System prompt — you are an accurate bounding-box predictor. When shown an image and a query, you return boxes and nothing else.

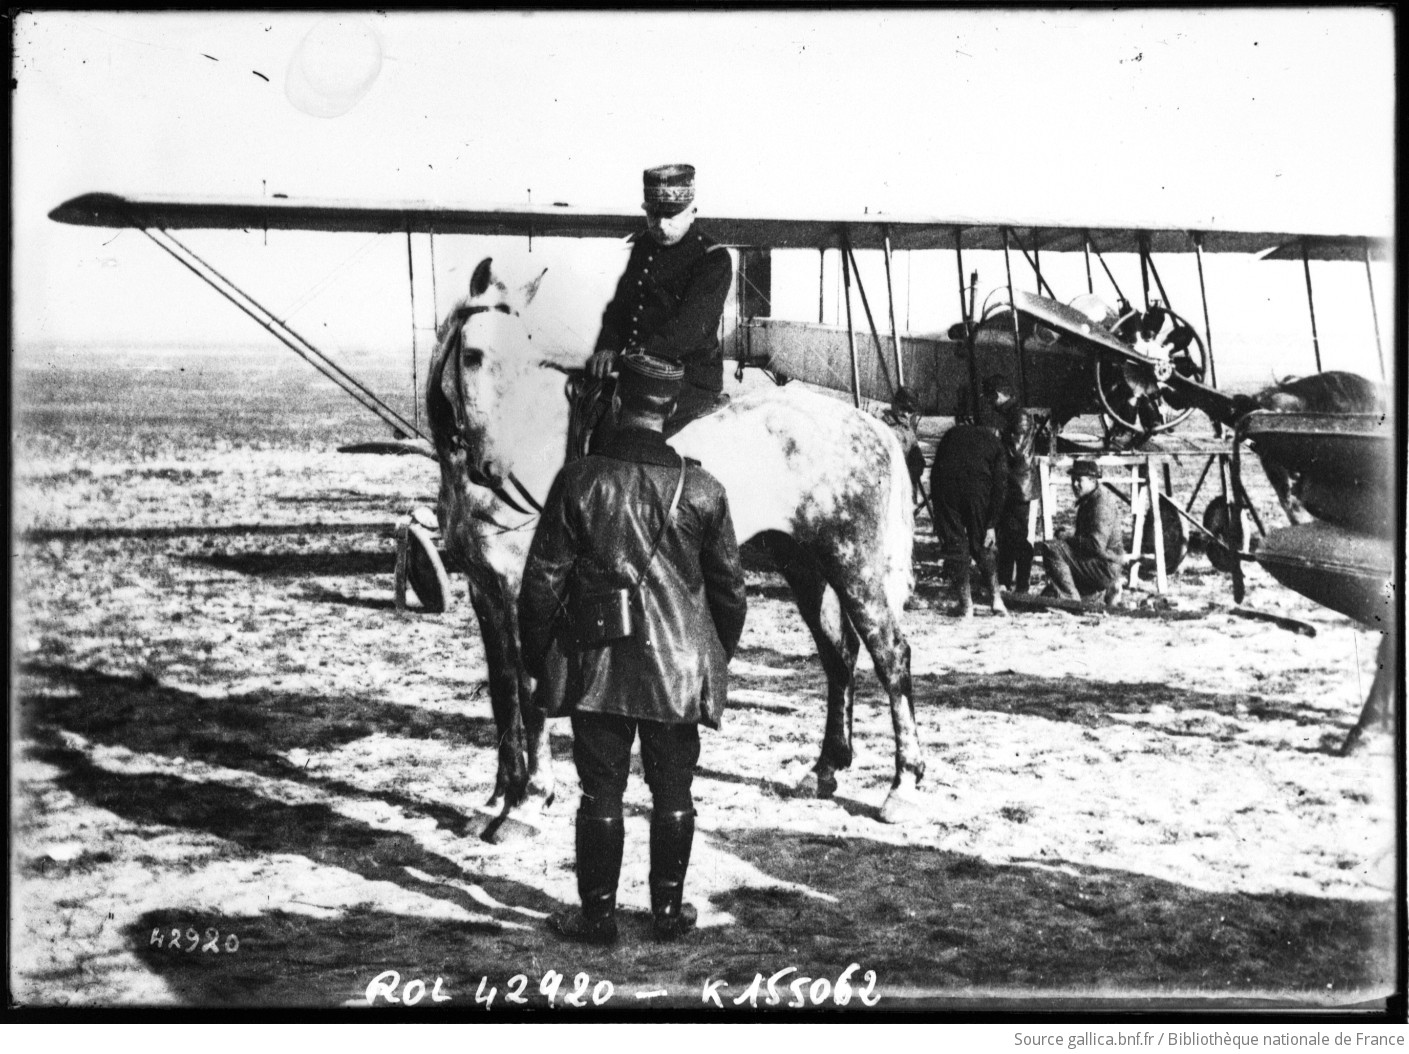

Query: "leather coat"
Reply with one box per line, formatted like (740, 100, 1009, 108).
(996, 400, 1039, 503)
(519, 428, 747, 728)
(594, 229, 734, 393)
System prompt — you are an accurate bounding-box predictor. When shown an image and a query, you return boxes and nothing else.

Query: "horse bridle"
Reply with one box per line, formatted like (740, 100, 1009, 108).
(444, 303, 544, 517)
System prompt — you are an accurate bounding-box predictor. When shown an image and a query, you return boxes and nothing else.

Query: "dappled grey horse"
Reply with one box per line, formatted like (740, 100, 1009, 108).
(426, 258, 922, 839)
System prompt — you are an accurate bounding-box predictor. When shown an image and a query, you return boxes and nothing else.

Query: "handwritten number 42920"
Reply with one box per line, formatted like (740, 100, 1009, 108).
(149, 927, 240, 953)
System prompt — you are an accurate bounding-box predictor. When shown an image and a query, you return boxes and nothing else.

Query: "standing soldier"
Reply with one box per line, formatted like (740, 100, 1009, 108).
(519, 352, 748, 946)
(929, 418, 1009, 618)
(586, 164, 735, 431)
(1040, 459, 1125, 605)
(984, 373, 1038, 593)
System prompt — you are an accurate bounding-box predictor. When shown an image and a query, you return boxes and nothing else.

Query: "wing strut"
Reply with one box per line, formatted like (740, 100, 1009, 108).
(1300, 239, 1324, 373)
(141, 227, 429, 442)
(1364, 246, 1385, 378)
(842, 243, 896, 399)
(881, 229, 905, 388)
(840, 236, 862, 408)
(1192, 234, 1222, 426)
(405, 230, 421, 434)
(1001, 228, 1030, 407)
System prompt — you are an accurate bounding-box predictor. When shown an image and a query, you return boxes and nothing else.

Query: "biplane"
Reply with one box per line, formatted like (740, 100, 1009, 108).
(47, 191, 1394, 643)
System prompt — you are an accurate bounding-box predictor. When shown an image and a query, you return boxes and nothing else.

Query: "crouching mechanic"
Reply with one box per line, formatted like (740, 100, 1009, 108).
(519, 352, 748, 945)
(1039, 458, 1125, 605)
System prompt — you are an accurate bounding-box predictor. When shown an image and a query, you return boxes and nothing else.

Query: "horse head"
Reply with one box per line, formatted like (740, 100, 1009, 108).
(427, 257, 548, 491)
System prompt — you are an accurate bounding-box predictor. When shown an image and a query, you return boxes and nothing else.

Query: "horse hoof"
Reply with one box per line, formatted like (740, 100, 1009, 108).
(879, 785, 926, 825)
(795, 771, 838, 800)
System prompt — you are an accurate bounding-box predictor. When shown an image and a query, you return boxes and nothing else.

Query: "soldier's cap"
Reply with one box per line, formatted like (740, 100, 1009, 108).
(617, 351, 683, 413)
(1069, 459, 1102, 480)
(983, 373, 1015, 399)
(643, 163, 695, 217)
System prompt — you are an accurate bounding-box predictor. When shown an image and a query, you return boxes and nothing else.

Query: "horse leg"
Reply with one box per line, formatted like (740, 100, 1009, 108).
(1341, 632, 1396, 756)
(465, 572, 554, 840)
(832, 577, 924, 824)
(759, 532, 858, 799)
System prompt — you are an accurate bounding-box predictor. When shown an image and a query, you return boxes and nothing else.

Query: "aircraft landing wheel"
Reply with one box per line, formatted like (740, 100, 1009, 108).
(1201, 496, 1244, 574)
(1141, 510, 1188, 575)
(395, 522, 454, 614)
(1094, 306, 1208, 445)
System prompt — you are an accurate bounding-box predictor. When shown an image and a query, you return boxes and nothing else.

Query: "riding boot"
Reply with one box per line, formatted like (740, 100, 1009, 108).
(946, 557, 973, 618)
(649, 809, 697, 941)
(549, 810, 623, 946)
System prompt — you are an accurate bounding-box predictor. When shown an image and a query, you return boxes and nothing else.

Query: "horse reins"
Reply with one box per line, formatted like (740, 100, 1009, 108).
(446, 303, 544, 518)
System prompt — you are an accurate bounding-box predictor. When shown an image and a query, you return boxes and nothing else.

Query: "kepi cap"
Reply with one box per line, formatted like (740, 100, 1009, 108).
(1070, 458, 1102, 480)
(617, 351, 684, 414)
(643, 163, 696, 216)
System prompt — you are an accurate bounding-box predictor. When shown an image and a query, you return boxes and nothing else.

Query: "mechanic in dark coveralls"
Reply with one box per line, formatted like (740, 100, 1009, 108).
(929, 417, 1009, 618)
(1039, 459, 1125, 605)
(519, 352, 748, 946)
(586, 164, 734, 432)
(985, 373, 1039, 593)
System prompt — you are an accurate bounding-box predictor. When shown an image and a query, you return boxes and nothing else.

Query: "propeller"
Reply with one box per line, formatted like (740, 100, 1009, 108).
(1094, 304, 1208, 445)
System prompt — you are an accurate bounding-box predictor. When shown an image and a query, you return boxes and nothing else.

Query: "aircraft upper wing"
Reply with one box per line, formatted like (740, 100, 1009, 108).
(49, 191, 1388, 260)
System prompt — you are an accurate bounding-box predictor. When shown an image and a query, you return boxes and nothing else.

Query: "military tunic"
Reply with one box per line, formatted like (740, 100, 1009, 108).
(594, 230, 734, 395)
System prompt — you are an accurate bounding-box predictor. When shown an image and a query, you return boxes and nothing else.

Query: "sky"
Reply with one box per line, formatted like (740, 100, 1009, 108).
(11, 9, 1397, 388)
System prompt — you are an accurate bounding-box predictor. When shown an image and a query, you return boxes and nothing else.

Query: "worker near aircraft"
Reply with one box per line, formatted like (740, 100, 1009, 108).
(984, 373, 1038, 594)
(586, 164, 734, 431)
(519, 352, 748, 946)
(929, 417, 1009, 618)
(876, 385, 927, 499)
(1039, 459, 1125, 605)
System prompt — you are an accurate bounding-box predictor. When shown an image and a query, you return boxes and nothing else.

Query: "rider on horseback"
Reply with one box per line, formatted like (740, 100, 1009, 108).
(585, 164, 733, 438)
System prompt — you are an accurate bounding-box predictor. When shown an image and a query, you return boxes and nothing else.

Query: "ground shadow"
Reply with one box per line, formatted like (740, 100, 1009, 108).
(21, 522, 379, 544)
(23, 733, 563, 930)
(18, 661, 498, 836)
(728, 646, 1356, 753)
(700, 827, 1397, 1001)
(297, 583, 401, 610)
(185, 550, 395, 579)
(100, 827, 1397, 1011)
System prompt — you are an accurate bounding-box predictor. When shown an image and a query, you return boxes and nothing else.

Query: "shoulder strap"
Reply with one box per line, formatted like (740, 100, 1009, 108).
(629, 459, 687, 599)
